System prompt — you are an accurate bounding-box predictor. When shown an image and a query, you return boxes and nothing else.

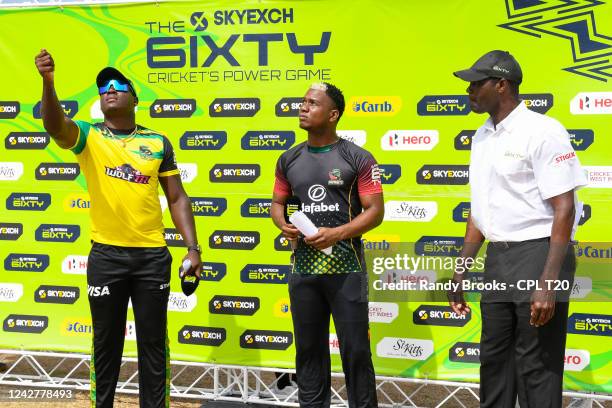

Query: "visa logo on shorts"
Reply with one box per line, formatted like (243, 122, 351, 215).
(347, 96, 402, 117)
(180, 131, 227, 150)
(0, 223, 23, 240)
(209, 230, 260, 250)
(5, 132, 50, 149)
(0, 101, 20, 119)
(454, 130, 475, 151)
(416, 236, 464, 257)
(150, 99, 196, 118)
(209, 295, 260, 315)
(209, 98, 260, 117)
(34, 100, 78, 118)
(240, 199, 272, 218)
(87, 285, 110, 297)
(6, 193, 51, 211)
(4, 254, 49, 272)
(210, 164, 260, 183)
(449, 342, 480, 363)
(521, 93, 553, 114)
(191, 197, 227, 216)
(240, 329, 293, 350)
(178, 325, 226, 346)
(35, 224, 80, 243)
(417, 95, 469, 116)
(241, 131, 295, 150)
(35, 285, 80, 304)
(3, 314, 48, 333)
(200, 262, 227, 281)
(568, 129, 594, 151)
(453, 202, 471, 222)
(567, 313, 612, 336)
(240, 264, 290, 284)
(275, 97, 302, 117)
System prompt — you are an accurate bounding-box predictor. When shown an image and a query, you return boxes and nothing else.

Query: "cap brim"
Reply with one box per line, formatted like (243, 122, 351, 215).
(453, 69, 489, 82)
(96, 67, 130, 88)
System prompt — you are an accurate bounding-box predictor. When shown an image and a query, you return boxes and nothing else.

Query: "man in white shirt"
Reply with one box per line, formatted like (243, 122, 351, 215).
(449, 50, 587, 408)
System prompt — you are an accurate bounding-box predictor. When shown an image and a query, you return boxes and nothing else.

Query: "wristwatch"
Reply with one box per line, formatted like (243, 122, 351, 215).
(187, 244, 201, 254)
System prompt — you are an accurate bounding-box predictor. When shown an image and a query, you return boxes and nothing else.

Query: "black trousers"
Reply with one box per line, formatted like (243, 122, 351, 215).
(87, 242, 172, 408)
(479, 240, 575, 408)
(288, 272, 377, 408)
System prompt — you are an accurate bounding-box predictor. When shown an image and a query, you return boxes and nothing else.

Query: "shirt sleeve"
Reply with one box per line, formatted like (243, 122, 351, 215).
(273, 155, 292, 196)
(159, 136, 180, 177)
(70, 120, 91, 154)
(531, 125, 588, 200)
(357, 151, 383, 195)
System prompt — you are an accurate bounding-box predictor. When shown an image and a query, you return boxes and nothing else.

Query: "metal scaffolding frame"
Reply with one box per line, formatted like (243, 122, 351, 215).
(0, 350, 610, 407)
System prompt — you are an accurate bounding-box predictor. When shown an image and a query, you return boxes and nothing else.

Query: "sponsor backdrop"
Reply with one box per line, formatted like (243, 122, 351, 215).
(0, 0, 610, 393)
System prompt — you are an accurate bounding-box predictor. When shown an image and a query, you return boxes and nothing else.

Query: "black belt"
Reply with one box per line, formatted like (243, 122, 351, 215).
(489, 237, 549, 249)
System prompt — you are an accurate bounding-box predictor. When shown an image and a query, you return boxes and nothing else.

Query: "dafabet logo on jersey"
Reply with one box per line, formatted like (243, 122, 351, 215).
(150, 99, 196, 118)
(209, 295, 260, 315)
(6, 193, 51, 211)
(209, 230, 260, 250)
(275, 97, 302, 117)
(178, 326, 226, 346)
(180, 131, 227, 150)
(240, 330, 293, 350)
(3, 314, 48, 333)
(35, 163, 80, 181)
(347, 96, 402, 117)
(413, 305, 470, 327)
(5, 132, 49, 149)
(209, 164, 260, 183)
(35, 285, 80, 304)
(209, 98, 260, 117)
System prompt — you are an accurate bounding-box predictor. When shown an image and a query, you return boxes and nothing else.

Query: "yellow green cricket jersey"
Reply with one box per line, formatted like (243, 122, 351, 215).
(69, 121, 179, 247)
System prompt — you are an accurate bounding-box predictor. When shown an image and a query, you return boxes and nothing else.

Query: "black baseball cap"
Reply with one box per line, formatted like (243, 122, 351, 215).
(453, 50, 522, 84)
(96, 67, 138, 97)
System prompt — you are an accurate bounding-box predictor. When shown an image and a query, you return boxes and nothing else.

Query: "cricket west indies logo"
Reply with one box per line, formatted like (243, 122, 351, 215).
(105, 164, 151, 184)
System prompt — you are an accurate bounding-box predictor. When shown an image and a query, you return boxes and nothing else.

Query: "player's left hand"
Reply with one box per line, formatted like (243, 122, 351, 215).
(304, 227, 343, 251)
(530, 287, 556, 327)
(182, 250, 202, 279)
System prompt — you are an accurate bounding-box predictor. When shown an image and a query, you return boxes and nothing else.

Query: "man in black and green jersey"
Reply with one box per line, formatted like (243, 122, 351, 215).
(271, 83, 384, 408)
(35, 49, 202, 408)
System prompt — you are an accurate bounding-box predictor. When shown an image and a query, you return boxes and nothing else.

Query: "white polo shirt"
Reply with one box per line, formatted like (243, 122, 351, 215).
(469, 101, 587, 242)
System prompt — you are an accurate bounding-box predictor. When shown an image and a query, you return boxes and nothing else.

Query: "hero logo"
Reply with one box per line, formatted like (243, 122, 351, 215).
(454, 130, 475, 151)
(35, 163, 80, 181)
(168, 292, 197, 312)
(0, 101, 20, 119)
(5, 132, 50, 149)
(125, 321, 136, 341)
(568, 129, 594, 151)
(35, 224, 80, 243)
(376, 337, 434, 360)
(240, 264, 290, 284)
(380, 270, 437, 290)
(275, 97, 302, 117)
(178, 325, 226, 346)
(449, 342, 480, 363)
(164, 228, 184, 247)
(209, 230, 260, 250)
(62, 255, 88, 275)
(368, 302, 399, 323)
(180, 131, 227, 150)
(210, 164, 260, 183)
(384, 201, 437, 222)
(378, 164, 401, 184)
(416, 236, 464, 257)
(584, 166, 612, 188)
(0, 283, 23, 302)
(0, 162, 24, 181)
(35, 285, 80, 304)
(417, 95, 469, 116)
(3, 314, 48, 333)
(33, 100, 78, 118)
(382, 130, 438, 151)
(6, 193, 51, 211)
(191, 197, 227, 216)
(570, 92, 612, 115)
(150, 99, 196, 118)
(241, 131, 295, 150)
(240, 198, 272, 218)
(178, 163, 198, 183)
(88, 285, 110, 297)
(413, 305, 470, 327)
(567, 313, 612, 336)
(209, 295, 260, 315)
(4, 254, 49, 272)
(200, 262, 227, 281)
(347, 96, 402, 117)
(417, 165, 469, 185)
(564, 349, 590, 371)
(329, 333, 340, 355)
(337, 130, 367, 147)
(210, 98, 261, 117)
(520, 93, 553, 114)
(240, 329, 293, 350)
(0, 223, 23, 240)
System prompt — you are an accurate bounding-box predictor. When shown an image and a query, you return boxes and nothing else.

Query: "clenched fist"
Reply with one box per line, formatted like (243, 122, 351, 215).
(35, 49, 54, 82)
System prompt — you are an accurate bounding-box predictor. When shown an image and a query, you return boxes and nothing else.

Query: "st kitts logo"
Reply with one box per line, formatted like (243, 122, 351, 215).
(35, 163, 80, 181)
(274, 233, 292, 251)
(453, 202, 471, 222)
(105, 163, 150, 184)
(180, 131, 227, 150)
(417, 95, 469, 115)
(521, 93, 553, 114)
(0, 223, 23, 240)
(241, 199, 272, 218)
(241, 131, 295, 150)
(416, 236, 464, 257)
(0, 283, 23, 302)
(568, 129, 594, 151)
(164, 228, 184, 247)
(567, 313, 612, 336)
(178, 325, 226, 346)
(417, 165, 469, 185)
(337, 130, 367, 147)
(35, 224, 80, 243)
(449, 342, 480, 363)
(4, 254, 49, 272)
(191, 197, 227, 216)
(413, 305, 470, 327)
(6, 193, 51, 211)
(178, 163, 198, 183)
(209, 230, 260, 250)
(454, 130, 475, 150)
(570, 92, 612, 115)
(209, 98, 260, 117)
(0, 101, 20, 119)
(3, 314, 48, 333)
(240, 330, 293, 350)
(240, 264, 290, 284)
(377, 165, 401, 184)
(210, 164, 260, 183)
(34, 100, 78, 118)
(200, 262, 227, 282)
(5, 132, 50, 149)
(209, 295, 260, 315)
(150, 99, 196, 118)
(275, 97, 302, 117)
(347, 96, 402, 117)
(0, 162, 24, 181)
(35, 285, 80, 304)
